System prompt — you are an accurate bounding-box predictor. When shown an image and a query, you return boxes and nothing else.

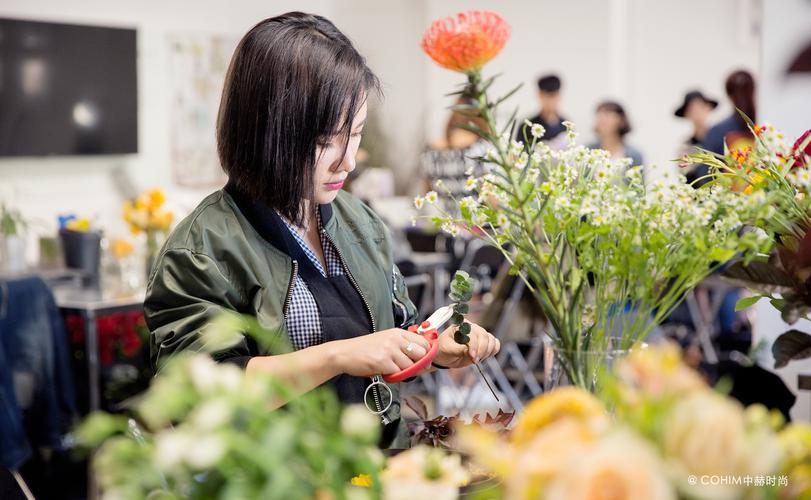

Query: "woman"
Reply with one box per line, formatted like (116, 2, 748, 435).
(673, 90, 718, 184)
(692, 70, 756, 187)
(588, 101, 643, 167)
(144, 12, 500, 448)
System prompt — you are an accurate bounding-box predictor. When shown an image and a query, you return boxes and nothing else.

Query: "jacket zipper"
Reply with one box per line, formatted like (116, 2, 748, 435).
(282, 260, 299, 322)
(321, 228, 376, 331)
(321, 228, 387, 417)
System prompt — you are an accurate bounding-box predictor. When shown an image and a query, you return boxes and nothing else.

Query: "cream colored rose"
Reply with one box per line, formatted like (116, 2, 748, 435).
(545, 429, 675, 500)
(616, 342, 705, 400)
(507, 417, 606, 499)
(663, 391, 781, 500)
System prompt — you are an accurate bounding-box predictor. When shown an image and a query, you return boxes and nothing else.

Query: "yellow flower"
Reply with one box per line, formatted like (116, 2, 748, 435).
(545, 429, 675, 500)
(350, 474, 372, 488)
(615, 342, 705, 400)
(778, 422, 811, 469)
(784, 463, 811, 500)
(110, 239, 135, 259)
(147, 189, 166, 210)
(743, 172, 766, 195)
(150, 210, 174, 232)
(511, 387, 605, 444)
(65, 218, 91, 232)
(507, 418, 605, 498)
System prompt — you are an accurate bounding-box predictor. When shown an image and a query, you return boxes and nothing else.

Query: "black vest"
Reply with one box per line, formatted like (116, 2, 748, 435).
(224, 183, 376, 404)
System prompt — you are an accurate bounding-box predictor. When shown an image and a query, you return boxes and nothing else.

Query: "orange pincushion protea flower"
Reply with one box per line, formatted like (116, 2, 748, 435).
(421, 10, 510, 73)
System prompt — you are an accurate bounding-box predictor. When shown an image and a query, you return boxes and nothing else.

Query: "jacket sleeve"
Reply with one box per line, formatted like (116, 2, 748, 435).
(144, 248, 252, 370)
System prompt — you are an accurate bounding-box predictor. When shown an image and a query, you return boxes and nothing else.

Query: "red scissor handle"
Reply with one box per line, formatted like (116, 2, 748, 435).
(382, 323, 440, 383)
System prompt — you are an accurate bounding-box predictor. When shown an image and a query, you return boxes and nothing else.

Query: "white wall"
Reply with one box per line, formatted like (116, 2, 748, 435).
(422, 0, 760, 179)
(755, 0, 811, 422)
(0, 0, 764, 247)
(0, 0, 335, 256)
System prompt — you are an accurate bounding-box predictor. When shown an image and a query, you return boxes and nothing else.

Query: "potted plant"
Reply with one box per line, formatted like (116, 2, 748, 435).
(0, 203, 28, 272)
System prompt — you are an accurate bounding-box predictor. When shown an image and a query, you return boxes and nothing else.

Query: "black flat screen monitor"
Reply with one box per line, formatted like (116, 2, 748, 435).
(0, 18, 137, 156)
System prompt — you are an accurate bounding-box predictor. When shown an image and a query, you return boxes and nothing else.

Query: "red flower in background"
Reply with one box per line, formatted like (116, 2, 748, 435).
(64, 310, 145, 367)
(792, 129, 811, 168)
(421, 10, 510, 73)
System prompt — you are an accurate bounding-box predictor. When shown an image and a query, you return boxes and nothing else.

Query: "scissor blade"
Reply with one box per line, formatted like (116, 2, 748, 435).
(421, 305, 454, 332)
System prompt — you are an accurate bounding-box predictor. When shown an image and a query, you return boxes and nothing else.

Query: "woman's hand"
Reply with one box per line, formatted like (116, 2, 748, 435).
(330, 328, 431, 377)
(433, 322, 500, 369)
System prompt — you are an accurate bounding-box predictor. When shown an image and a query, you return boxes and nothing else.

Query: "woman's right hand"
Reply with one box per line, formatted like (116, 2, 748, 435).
(330, 328, 431, 377)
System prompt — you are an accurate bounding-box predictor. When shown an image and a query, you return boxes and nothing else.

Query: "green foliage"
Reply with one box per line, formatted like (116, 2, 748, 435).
(448, 271, 476, 345)
(76, 312, 383, 500)
(0, 204, 26, 237)
(418, 69, 777, 389)
(773, 330, 811, 369)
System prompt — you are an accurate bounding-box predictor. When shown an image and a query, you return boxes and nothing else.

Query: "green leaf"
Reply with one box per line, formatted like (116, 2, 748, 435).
(454, 330, 470, 345)
(773, 330, 811, 368)
(769, 298, 786, 311)
(451, 312, 464, 325)
(708, 248, 736, 262)
(458, 322, 471, 336)
(454, 303, 469, 314)
(734, 295, 762, 311)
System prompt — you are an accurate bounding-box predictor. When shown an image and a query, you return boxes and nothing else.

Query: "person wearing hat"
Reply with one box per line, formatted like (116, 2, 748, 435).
(674, 90, 718, 184)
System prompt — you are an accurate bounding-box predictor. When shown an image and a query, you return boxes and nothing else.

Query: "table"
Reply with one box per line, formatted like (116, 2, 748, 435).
(53, 286, 145, 412)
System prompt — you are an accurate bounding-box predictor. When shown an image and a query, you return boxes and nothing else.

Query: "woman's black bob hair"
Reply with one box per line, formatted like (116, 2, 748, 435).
(595, 100, 632, 137)
(217, 11, 380, 226)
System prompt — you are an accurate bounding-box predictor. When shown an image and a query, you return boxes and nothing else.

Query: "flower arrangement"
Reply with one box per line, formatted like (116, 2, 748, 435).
(122, 189, 174, 259)
(77, 314, 385, 499)
(684, 123, 811, 368)
(418, 11, 775, 389)
(458, 343, 811, 499)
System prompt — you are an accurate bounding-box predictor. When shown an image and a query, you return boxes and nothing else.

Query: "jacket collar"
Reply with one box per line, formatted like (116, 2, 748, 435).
(224, 180, 334, 260)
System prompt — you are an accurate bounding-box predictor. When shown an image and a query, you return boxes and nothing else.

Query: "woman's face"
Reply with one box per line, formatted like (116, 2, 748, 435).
(595, 109, 622, 139)
(312, 100, 367, 205)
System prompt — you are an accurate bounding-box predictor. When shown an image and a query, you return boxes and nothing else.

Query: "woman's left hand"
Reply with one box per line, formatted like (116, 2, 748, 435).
(432, 322, 500, 369)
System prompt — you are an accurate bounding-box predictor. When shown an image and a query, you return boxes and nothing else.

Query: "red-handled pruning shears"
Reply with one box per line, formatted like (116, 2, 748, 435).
(382, 305, 454, 383)
(364, 306, 454, 421)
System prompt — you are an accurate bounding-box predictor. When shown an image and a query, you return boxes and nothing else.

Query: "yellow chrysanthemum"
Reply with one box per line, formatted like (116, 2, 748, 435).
(511, 387, 605, 444)
(350, 474, 372, 488)
(147, 189, 166, 210)
(150, 210, 174, 232)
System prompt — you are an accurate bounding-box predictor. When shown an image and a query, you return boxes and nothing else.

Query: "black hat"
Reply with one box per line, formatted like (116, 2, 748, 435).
(674, 90, 718, 118)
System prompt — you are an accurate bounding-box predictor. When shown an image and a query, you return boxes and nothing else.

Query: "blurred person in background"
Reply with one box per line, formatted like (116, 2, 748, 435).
(517, 74, 568, 149)
(687, 70, 756, 187)
(703, 69, 757, 156)
(589, 100, 644, 166)
(422, 97, 490, 214)
(674, 90, 719, 184)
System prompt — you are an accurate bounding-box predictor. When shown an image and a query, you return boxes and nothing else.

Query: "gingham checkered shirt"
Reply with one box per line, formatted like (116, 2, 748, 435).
(279, 211, 345, 350)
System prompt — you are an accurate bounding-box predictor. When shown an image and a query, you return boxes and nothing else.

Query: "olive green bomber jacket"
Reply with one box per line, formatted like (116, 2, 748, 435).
(143, 188, 418, 443)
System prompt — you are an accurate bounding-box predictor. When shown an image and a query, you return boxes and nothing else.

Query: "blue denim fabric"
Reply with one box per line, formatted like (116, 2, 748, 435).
(0, 277, 77, 469)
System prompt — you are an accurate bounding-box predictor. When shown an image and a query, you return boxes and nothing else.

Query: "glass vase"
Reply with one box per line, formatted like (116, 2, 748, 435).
(542, 337, 635, 393)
